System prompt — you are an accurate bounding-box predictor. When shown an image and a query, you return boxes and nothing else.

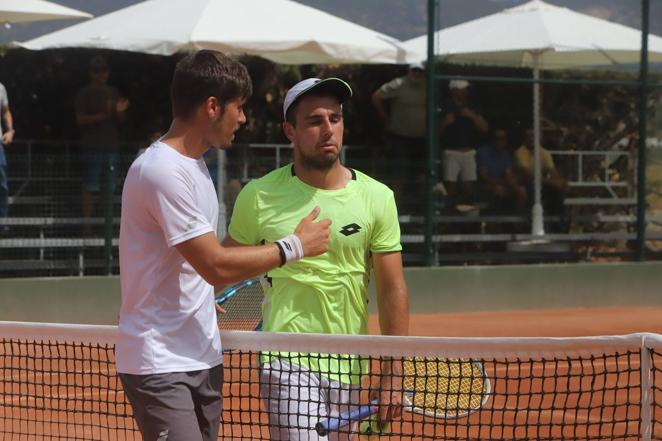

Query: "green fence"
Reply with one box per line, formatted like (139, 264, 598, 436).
(2, 137, 662, 277)
(421, 0, 662, 265)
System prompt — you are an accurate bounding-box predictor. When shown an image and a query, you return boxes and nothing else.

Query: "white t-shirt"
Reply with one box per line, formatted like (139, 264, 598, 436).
(0, 83, 8, 139)
(117, 141, 222, 374)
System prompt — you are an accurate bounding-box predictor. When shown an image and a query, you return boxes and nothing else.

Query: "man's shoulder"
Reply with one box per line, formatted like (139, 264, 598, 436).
(129, 143, 189, 181)
(379, 75, 406, 91)
(0, 82, 7, 105)
(352, 168, 393, 196)
(237, 165, 292, 199)
(248, 164, 292, 189)
(514, 145, 527, 155)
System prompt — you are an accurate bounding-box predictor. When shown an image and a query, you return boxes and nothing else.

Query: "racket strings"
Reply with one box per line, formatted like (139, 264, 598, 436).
(403, 357, 487, 417)
(217, 280, 264, 331)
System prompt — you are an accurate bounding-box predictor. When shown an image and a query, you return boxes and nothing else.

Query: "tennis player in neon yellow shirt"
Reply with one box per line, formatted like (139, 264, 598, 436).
(224, 77, 409, 440)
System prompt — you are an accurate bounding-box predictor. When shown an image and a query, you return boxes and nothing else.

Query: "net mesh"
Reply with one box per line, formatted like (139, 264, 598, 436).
(1, 322, 662, 440)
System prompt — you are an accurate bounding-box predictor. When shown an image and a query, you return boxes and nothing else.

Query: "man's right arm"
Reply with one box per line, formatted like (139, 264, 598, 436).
(439, 112, 455, 136)
(1, 104, 14, 145)
(371, 90, 389, 126)
(478, 167, 495, 185)
(76, 110, 109, 126)
(177, 207, 330, 287)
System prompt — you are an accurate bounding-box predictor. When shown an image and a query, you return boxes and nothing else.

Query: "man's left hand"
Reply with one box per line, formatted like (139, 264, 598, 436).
(370, 366, 404, 423)
(2, 130, 14, 145)
(458, 107, 476, 119)
(116, 97, 130, 113)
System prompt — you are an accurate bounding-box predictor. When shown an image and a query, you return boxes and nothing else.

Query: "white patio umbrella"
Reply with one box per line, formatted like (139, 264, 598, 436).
(404, 0, 662, 236)
(17, 0, 411, 65)
(1, 0, 91, 24)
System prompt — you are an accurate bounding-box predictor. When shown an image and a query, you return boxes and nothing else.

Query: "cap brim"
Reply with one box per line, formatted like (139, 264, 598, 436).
(295, 78, 352, 106)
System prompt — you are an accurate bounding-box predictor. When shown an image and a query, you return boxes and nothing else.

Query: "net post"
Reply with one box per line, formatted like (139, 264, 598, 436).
(640, 334, 653, 441)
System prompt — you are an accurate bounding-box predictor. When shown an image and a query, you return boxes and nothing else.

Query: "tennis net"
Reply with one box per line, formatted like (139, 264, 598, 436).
(1, 321, 662, 440)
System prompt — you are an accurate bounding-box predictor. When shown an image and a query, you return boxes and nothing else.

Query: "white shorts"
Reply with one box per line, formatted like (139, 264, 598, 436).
(260, 358, 361, 441)
(442, 149, 477, 182)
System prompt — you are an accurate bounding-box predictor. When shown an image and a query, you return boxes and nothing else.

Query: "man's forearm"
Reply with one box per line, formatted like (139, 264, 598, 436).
(473, 114, 488, 133)
(377, 286, 409, 336)
(371, 92, 388, 125)
(77, 112, 109, 126)
(2, 108, 13, 133)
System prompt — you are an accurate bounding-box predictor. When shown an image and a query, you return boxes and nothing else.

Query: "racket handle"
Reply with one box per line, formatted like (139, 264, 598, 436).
(315, 401, 378, 436)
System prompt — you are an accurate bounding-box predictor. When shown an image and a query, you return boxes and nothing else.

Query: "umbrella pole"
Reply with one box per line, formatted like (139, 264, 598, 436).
(635, 0, 650, 261)
(531, 55, 545, 236)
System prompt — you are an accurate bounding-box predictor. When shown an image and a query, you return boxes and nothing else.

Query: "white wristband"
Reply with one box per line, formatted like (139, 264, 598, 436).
(276, 234, 304, 264)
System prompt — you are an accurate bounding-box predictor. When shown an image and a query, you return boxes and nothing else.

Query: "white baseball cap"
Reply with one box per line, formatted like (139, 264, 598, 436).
(283, 77, 353, 121)
(409, 61, 425, 71)
(449, 79, 470, 90)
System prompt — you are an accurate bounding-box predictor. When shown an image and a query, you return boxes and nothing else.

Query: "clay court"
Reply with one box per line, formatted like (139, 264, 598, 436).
(376, 306, 662, 337)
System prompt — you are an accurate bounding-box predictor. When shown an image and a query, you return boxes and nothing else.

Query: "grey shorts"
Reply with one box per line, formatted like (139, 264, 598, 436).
(260, 359, 360, 441)
(119, 364, 223, 441)
(443, 149, 477, 182)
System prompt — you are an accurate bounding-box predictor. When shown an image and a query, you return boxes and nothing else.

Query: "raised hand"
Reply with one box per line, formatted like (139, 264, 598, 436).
(116, 97, 130, 113)
(294, 206, 331, 258)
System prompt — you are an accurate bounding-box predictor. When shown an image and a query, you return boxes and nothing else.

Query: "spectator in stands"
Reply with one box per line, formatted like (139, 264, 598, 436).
(514, 128, 567, 226)
(439, 80, 488, 209)
(75, 55, 130, 227)
(0, 81, 14, 226)
(371, 62, 426, 206)
(476, 128, 527, 211)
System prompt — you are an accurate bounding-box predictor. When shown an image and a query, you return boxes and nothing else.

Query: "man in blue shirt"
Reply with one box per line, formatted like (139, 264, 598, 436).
(476, 128, 526, 211)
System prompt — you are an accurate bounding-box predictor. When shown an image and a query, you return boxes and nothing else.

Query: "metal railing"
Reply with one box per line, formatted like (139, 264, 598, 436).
(1, 139, 659, 276)
(549, 149, 636, 205)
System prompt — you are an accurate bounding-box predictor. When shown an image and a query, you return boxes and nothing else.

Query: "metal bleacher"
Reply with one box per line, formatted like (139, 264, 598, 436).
(396, 148, 661, 265)
(1, 140, 659, 275)
(1, 140, 121, 277)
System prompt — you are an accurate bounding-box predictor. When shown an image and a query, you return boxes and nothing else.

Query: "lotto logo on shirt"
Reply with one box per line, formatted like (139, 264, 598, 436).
(339, 223, 362, 237)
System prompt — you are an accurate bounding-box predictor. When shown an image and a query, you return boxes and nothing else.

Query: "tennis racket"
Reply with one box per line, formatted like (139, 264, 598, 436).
(316, 357, 490, 436)
(215, 278, 265, 331)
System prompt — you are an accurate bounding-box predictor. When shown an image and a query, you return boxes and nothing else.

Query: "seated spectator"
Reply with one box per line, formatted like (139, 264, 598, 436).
(514, 128, 568, 229)
(476, 128, 526, 211)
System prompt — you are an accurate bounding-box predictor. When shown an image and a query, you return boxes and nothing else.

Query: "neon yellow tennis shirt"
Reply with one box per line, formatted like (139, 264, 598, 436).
(228, 164, 402, 383)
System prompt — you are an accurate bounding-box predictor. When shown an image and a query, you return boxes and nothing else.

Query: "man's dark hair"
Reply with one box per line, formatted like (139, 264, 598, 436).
(171, 50, 252, 119)
(285, 88, 341, 127)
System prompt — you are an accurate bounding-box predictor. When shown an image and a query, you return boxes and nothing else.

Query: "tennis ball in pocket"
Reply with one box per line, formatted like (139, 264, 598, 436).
(359, 415, 391, 436)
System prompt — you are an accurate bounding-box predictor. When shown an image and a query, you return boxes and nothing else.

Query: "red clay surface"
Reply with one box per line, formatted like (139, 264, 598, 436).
(369, 307, 662, 337)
